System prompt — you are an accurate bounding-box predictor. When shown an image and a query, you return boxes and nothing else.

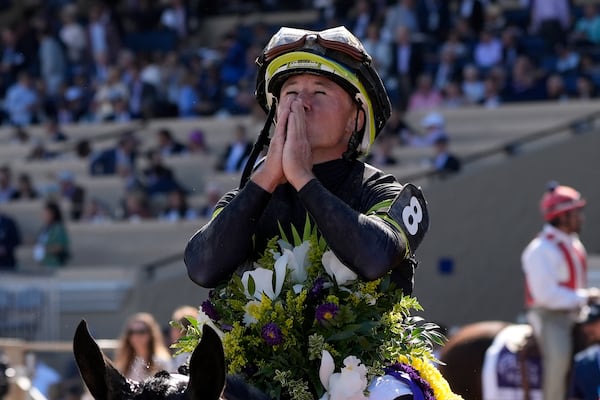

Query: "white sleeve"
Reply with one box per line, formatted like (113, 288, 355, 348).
(522, 243, 587, 310)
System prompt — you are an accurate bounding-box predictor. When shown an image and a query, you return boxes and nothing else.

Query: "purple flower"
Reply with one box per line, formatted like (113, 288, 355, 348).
(201, 300, 219, 321)
(315, 303, 339, 324)
(385, 363, 435, 400)
(261, 322, 283, 346)
(309, 277, 326, 300)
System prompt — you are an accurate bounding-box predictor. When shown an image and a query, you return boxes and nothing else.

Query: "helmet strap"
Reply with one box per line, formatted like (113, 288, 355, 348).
(239, 105, 276, 188)
(342, 101, 366, 161)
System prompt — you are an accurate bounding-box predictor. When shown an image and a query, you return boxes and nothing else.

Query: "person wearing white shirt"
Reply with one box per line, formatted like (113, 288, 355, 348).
(522, 182, 600, 400)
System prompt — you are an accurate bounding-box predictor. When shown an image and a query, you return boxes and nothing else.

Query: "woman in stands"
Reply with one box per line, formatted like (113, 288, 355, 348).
(114, 312, 172, 381)
(33, 200, 70, 267)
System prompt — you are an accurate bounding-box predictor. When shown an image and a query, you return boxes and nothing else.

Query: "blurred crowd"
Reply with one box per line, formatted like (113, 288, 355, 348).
(0, 0, 598, 127)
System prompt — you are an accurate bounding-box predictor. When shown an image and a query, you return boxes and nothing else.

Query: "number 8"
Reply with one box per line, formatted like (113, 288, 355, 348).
(402, 196, 423, 235)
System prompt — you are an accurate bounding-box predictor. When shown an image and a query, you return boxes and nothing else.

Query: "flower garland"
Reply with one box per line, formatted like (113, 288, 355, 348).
(173, 221, 463, 400)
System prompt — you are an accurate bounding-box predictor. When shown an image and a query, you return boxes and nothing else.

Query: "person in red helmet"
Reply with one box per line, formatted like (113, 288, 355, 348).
(522, 181, 600, 400)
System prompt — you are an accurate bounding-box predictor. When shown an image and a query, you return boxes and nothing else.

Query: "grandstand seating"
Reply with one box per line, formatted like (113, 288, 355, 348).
(0, 97, 599, 340)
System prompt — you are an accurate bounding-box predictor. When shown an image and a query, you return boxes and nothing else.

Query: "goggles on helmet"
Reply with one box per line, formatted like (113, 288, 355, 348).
(261, 26, 369, 65)
(255, 26, 391, 155)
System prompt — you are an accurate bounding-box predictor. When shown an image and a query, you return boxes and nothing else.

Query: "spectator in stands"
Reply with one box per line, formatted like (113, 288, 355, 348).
(365, 133, 398, 168)
(574, 75, 597, 100)
(74, 139, 92, 160)
(43, 117, 68, 142)
(160, 188, 198, 222)
(10, 125, 30, 145)
(4, 71, 40, 126)
(186, 129, 209, 154)
(27, 139, 56, 161)
(456, 0, 485, 35)
(81, 197, 113, 224)
(92, 66, 129, 122)
(553, 42, 580, 75)
(439, 29, 469, 64)
(381, 0, 419, 42)
(500, 26, 524, 69)
(110, 97, 133, 122)
(0, 27, 25, 91)
(59, 4, 87, 69)
(461, 64, 485, 104)
(34, 200, 70, 267)
(89, 131, 138, 176)
(160, 0, 188, 40)
(545, 74, 569, 102)
(431, 136, 461, 178)
(473, 28, 503, 71)
(169, 305, 199, 370)
(441, 81, 467, 109)
(0, 165, 16, 203)
(407, 73, 442, 112)
(387, 26, 425, 106)
(402, 112, 449, 147)
(571, 4, 600, 46)
(121, 189, 153, 222)
(11, 173, 39, 201)
(156, 128, 187, 157)
(177, 71, 200, 118)
(216, 124, 253, 173)
(0, 211, 22, 269)
(114, 312, 172, 381)
(361, 23, 392, 81)
(37, 23, 66, 98)
(127, 62, 158, 120)
(433, 47, 462, 91)
(143, 150, 183, 196)
(481, 76, 502, 108)
(57, 171, 85, 221)
(504, 55, 546, 102)
(526, 0, 571, 52)
(347, 0, 375, 40)
(416, 0, 451, 42)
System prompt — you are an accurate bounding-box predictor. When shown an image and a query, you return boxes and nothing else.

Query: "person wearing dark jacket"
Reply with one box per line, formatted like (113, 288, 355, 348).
(0, 212, 21, 269)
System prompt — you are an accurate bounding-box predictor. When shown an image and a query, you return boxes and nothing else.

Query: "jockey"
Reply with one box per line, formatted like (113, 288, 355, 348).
(184, 26, 433, 398)
(184, 26, 429, 295)
(522, 182, 600, 400)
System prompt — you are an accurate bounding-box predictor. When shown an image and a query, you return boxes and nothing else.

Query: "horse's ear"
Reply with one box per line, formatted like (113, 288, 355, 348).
(186, 324, 226, 400)
(73, 320, 131, 400)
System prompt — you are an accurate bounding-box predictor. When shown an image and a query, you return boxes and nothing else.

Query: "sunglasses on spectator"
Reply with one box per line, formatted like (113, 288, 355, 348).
(128, 327, 150, 335)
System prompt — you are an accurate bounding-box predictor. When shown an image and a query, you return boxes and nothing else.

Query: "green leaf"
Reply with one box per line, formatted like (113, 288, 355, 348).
(291, 224, 302, 246)
(248, 274, 256, 297)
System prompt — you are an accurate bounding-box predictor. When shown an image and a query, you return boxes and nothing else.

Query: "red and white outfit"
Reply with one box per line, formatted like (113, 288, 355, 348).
(523, 224, 588, 313)
(522, 223, 588, 400)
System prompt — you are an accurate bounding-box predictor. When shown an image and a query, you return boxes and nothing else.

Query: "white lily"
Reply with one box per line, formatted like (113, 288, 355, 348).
(322, 250, 357, 286)
(319, 350, 369, 400)
(276, 240, 310, 284)
(241, 260, 286, 301)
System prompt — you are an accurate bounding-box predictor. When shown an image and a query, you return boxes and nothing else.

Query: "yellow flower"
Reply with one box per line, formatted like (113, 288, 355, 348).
(398, 355, 464, 400)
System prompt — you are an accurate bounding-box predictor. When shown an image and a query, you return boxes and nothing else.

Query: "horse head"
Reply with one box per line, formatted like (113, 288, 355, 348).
(73, 319, 225, 400)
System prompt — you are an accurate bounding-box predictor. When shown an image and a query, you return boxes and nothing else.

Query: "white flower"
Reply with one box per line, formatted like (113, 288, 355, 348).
(242, 300, 261, 325)
(319, 350, 368, 400)
(322, 250, 357, 286)
(241, 260, 286, 301)
(275, 240, 311, 284)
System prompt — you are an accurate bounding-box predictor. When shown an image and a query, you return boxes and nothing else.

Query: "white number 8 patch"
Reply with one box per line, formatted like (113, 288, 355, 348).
(402, 196, 423, 235)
